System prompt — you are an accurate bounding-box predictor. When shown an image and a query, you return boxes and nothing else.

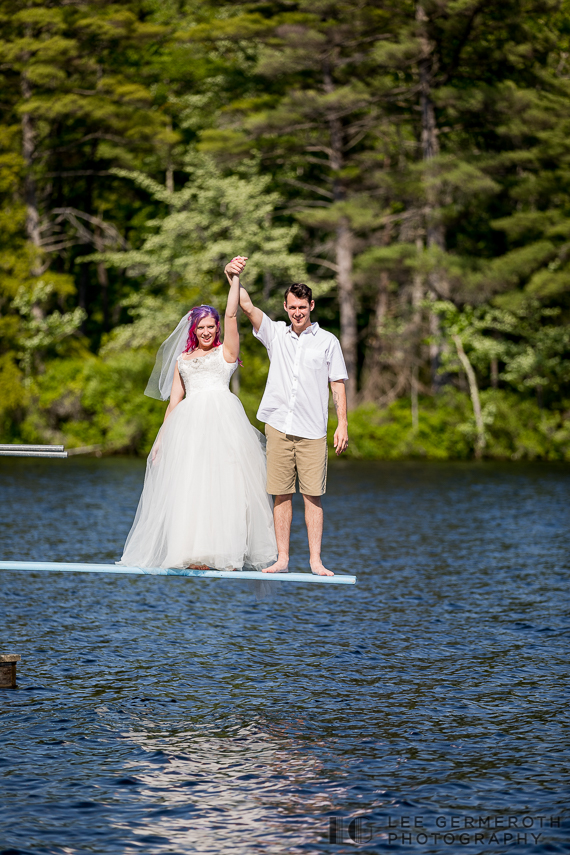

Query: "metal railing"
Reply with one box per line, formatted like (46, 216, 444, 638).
(0, 444, 67, 458)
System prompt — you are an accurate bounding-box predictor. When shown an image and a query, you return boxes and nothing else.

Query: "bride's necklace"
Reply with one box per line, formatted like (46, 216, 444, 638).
(195, 344, 218, 357)
(181, 344, 220, 361)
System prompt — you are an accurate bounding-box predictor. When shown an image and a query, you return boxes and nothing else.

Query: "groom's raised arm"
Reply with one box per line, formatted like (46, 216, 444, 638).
(239, 284, 263, 333)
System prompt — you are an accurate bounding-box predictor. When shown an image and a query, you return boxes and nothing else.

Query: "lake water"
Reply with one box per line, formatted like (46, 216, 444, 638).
(1, 458, 569, 854)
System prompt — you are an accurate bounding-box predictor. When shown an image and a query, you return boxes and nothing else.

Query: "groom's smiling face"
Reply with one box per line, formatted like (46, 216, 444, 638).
(284, 295, 315, 334)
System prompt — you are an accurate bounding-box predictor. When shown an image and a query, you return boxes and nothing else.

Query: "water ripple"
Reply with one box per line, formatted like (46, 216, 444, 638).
(0, 459, 568, 854)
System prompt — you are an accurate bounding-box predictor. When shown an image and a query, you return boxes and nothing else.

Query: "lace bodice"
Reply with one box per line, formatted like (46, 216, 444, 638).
(177, 346, 237, 394)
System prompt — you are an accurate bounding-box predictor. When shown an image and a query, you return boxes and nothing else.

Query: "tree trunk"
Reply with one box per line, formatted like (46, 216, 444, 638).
(323, 59, 357, 409)
(411, 365, 419, 430)
(417, 4, 443, 254)
(78, 146, 96, 332)
(21, 68, 47, 336)
(377, 272, 389, 326)
(453, 335, 485, 458)
(336, 216, 357, 408)
(21, 72, 43, 286)
(361, 222, 391, 402)
(490, 357, 499, 388)
(417, 3, 446, 390)
(94, 226, 109, 331)
(411, 235, 423, 428)
(429, 306, 443, 389)
(359, 278, 386, 401)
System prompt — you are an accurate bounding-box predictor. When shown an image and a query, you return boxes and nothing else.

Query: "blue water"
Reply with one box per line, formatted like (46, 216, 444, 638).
(1, 458, 569, 854)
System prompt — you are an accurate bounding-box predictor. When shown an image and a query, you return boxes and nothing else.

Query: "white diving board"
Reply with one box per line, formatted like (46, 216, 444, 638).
(0, 560, 356, 585)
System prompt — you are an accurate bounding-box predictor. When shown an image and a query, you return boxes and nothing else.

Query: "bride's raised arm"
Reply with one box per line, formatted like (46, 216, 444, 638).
(223, 255, 247, 364)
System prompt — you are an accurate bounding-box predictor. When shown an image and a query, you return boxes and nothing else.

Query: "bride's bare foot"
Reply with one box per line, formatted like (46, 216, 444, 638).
(262, 556, 289, 573)
(187, 564, 210, 570)
(310, 560, 334, 577)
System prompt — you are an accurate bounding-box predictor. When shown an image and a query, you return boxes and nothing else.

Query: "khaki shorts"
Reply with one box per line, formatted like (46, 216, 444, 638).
(265, 423, 328, 496)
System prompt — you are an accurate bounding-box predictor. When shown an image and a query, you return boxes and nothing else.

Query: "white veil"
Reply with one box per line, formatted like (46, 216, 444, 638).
(144, 313, 191, 400)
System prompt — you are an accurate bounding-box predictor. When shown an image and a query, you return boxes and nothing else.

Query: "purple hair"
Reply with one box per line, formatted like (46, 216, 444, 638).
(183, 305, 221, 354)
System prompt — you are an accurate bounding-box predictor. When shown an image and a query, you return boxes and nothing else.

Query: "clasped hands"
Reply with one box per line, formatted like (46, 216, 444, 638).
(224, 256, 248, 282)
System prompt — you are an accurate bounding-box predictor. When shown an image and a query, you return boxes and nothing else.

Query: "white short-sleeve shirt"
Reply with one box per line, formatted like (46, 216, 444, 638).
(253, 313, 348, 439)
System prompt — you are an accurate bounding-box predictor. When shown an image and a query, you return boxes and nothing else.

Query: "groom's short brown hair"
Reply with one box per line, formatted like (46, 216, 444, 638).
(284, 283, 312, 303)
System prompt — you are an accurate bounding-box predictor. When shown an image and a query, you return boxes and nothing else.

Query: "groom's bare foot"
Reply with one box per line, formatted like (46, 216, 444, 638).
(262, 556, 289, 573)
(310, 560, 334, 577)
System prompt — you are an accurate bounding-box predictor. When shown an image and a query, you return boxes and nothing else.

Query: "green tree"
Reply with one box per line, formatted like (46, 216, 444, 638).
(0, 0, 173, 338)
(198, 0, 403, 408)
(359, 0, 566, 409)
(99, 152, 308, 353)
(434, 298, 570, 455)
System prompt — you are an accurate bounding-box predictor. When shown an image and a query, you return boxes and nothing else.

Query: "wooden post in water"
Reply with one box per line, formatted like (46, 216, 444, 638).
(0, 655, 21, 688)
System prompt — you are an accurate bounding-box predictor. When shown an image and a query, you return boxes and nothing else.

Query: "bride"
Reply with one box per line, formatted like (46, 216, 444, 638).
(119, 256, 278, 571)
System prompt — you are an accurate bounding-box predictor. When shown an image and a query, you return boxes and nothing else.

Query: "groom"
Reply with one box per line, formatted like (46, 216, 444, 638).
(225, 257, 349, 576)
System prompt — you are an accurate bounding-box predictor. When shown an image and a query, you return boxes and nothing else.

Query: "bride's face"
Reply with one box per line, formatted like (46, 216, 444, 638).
(195, 316, 217, 348)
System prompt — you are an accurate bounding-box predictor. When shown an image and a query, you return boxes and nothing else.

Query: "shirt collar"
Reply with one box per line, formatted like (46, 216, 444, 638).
(286, 322, 319, 336)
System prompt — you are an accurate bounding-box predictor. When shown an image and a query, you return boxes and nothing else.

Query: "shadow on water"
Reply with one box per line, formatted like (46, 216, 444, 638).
(1, 458, 569, 854)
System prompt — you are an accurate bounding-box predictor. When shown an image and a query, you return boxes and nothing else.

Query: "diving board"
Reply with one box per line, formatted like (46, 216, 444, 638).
(0, 560, 356, 585)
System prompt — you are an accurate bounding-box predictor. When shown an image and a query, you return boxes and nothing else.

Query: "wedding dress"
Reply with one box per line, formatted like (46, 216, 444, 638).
(119, 346, 277, 571)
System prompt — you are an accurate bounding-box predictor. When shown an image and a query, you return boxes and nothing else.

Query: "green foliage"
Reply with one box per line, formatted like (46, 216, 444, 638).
(18, 352, 165, 454)
(338, 391, 570, 462)
(97, 152, 308, 353)
(434, 299, 570, 403)
(338, 395, 474, 460)
(11, 273, 86, 374)
(0, 352, 26, 439)
(481, 390, 570, 461)
(103, 153, 306, 297)
(1, 0, 569, 460)
(10, 350, 568, 462)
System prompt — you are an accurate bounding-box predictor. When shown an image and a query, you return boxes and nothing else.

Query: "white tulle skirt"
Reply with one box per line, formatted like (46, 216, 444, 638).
(119, 389, 277, 571)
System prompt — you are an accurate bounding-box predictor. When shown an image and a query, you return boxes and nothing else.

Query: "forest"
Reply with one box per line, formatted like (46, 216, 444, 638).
(1, 0, 569, 460)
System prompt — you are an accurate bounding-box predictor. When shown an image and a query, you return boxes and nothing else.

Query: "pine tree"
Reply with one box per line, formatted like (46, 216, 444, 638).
(0, 0, 173, 339)
(98, 153, 308, 352)
(196, 0, 402, 408)
(361, 0, 564, 406)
